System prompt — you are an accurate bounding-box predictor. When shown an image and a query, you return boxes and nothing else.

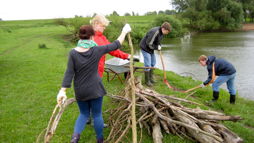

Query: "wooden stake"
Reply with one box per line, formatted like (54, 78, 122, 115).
(127, 33, 137, 143)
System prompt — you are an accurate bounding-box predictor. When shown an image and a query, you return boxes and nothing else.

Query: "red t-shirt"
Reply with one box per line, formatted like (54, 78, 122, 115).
(93, 31, 129, 77)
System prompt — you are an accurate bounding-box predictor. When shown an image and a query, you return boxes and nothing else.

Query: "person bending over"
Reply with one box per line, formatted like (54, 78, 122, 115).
(139, 22, 171, 86)
(199, 55, 237, 104)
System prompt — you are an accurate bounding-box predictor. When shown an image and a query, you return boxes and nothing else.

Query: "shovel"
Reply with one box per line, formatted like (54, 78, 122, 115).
(159, 50, 173, 89)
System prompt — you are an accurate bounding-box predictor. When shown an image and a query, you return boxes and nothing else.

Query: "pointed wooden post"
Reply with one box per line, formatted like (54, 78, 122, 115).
(127, 33, 137, 143)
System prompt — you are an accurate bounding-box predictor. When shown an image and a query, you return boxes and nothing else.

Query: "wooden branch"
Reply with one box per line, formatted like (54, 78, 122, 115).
(128, 32, 137, 143)
(106, 80, 243, 143)
(184, 85, 202, 93)
(136, 93, 224, 143)
(115, 118, 131, 143)
(159, 119, 170, 134)
(139, 89, 201, 106)
(43, 98, 76, 143)
(181, 108, 242, 121)
(152, 115, 163, 143)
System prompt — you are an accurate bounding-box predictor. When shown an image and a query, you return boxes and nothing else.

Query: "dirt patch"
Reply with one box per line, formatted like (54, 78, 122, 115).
(242, 24, 254, 31)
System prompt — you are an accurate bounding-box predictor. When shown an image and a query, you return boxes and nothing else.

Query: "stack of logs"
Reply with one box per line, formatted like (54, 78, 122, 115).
(106, 78, 243, 143)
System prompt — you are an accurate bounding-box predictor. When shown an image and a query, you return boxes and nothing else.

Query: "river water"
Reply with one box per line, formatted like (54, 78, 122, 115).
(136, 31, 254, 100)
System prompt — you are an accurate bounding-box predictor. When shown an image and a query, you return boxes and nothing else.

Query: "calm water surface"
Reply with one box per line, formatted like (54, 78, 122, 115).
(136, 31, 254, 100)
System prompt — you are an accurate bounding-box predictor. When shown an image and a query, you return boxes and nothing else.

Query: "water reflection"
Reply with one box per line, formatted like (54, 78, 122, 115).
(135, 31, 254, 100)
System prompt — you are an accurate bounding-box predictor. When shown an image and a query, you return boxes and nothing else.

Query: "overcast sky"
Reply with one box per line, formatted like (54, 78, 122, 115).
(0, 0, 173, 20)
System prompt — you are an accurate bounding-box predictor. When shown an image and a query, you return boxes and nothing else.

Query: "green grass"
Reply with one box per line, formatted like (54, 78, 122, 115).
(1, 19, 254, 143)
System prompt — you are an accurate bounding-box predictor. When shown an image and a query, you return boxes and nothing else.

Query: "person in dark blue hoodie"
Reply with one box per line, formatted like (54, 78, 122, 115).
(199, 55, 237, 104)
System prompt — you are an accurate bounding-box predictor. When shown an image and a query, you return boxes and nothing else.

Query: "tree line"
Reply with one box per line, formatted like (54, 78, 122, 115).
(171, 0, 254, 31)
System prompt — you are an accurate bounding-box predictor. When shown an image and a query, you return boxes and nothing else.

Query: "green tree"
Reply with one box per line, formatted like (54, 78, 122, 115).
(236, 0, 254, 22)
(132, 11, 135, 16)
(111, 11, 119, 16)
(165, 9, 177, 15)
(172, 0, 244, 31)
(158, 10, 165, 15)
(210, 0, 243, 30)
(145, 11, 157, 15)
(124, 13, 131, 16)
(172, 0, 191, 12)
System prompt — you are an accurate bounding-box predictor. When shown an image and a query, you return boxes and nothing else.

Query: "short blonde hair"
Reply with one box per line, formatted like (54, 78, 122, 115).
(198, 55, 207, 62)
(90, 14, 110, 26)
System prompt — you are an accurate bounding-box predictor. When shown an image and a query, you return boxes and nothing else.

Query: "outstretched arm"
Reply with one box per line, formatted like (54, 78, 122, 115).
(96, 24, 132, 55)
(117, 24, 131, 44)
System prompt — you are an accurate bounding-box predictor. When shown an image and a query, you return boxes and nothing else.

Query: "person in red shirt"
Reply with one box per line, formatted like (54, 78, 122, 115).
(86, 15, 138, 127)
(90, 14, 133, 77)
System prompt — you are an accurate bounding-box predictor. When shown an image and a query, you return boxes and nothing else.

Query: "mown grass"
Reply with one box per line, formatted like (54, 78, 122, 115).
(0, 19, 254, 143)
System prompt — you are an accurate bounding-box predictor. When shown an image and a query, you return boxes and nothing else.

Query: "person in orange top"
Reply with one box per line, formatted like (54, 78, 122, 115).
(90, 14, 139, 77)
(86, 15, 138, 127)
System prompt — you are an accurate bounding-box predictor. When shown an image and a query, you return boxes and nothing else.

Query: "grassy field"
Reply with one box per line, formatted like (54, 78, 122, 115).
(1, 18, 254, 143)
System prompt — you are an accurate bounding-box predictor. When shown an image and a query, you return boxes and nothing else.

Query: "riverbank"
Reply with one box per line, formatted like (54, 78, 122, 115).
(242, 23, 254, 31)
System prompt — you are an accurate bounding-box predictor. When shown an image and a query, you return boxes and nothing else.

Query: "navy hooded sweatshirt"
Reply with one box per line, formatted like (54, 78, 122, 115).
(203, 56, 236, 85)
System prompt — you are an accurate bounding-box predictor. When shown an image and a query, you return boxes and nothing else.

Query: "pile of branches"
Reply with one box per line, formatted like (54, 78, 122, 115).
(106, 78, 243, 143)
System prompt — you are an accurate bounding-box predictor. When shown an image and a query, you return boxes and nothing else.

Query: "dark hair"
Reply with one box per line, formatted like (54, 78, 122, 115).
(79, 25, 95, 40)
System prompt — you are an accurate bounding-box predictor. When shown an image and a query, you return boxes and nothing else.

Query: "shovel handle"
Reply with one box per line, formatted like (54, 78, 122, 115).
(184, 85, 202, 93)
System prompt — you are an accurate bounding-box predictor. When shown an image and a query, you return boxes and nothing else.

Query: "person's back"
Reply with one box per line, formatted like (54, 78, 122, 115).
(206, 56, 236, 76)
(64, 43, 120, 101)
(214, 58, 236, 76)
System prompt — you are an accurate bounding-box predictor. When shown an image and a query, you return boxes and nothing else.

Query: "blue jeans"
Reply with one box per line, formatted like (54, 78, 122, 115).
(74, 96, 104, 139)
(212, 73, 236, 95)
(141, 49, 156, 71)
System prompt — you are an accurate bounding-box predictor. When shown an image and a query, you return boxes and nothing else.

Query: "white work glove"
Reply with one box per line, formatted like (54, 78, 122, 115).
(122, 24, 131, 33)
(57, 90, 67, 104)
(200, 83, 205, 88)
(158, 45, 162, 51)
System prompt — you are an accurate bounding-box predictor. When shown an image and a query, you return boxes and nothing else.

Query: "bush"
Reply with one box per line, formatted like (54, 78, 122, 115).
(104, 16, 150, 48)
(55, 17, 90, 42)
(152, 15, 185, 37)
(38, 43, 47, 49)
(130, 24, 150, 44)
(104, 16, 125, 42)
(104, 16, 135, 53)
